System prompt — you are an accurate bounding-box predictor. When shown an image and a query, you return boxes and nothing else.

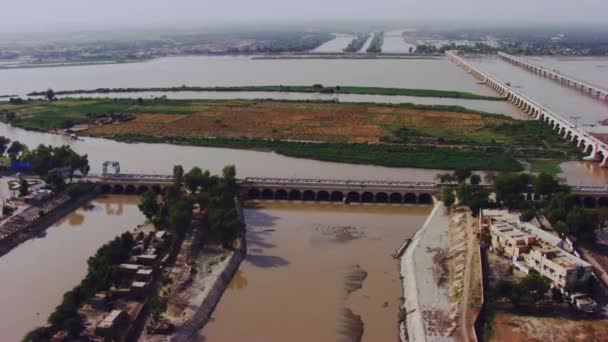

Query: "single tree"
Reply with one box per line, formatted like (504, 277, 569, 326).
(173, 165, 184, 187)
(470, 174, 482, 186)
(138, 191, 160, 221)
(0, 136, 10, 155)
(19, 178, 29, 197)
(46, 88, 55, 101)
(442, 188, 455, 207)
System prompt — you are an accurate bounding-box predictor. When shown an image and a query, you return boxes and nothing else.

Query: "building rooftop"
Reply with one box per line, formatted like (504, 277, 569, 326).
(482, 209, 561, 246)
(97, 310, 123, 329)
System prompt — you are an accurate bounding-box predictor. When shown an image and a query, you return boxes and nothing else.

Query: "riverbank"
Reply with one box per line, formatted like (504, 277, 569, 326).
(0, 57, 149, 71)
(0, 191, 96, 258)
(400, 203, 475, 341)
(26, 85, 504, 101)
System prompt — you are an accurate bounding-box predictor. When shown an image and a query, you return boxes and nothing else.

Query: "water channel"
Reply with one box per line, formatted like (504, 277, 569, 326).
(0, 55, 496, 98)
(199, 203, 430, 342)
(0, 195, 144, 341)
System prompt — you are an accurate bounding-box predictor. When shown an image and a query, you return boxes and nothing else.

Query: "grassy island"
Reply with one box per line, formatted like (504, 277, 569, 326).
(26, 85, 504, 101)
(0, 98, 580, 171)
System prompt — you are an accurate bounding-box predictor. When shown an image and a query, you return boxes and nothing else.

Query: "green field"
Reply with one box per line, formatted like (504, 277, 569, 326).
(0, 98, 581, 171)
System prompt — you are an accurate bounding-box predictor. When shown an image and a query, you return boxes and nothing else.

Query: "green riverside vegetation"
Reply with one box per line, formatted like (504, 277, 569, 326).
(26, 85, 504, 100)
(105, 134, 524, 171)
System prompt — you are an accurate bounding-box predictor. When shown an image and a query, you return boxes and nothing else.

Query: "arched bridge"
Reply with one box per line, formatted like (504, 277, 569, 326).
(446, 50, 608, 167)
(498, 52, 608, 101)
(81, 174, 608, 207)
(84, 174, 174, 194)
(240, 177, 438, 204)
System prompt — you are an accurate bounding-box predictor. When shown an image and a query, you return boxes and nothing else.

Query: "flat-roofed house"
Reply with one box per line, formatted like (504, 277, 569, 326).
(523, 246, 593, 289)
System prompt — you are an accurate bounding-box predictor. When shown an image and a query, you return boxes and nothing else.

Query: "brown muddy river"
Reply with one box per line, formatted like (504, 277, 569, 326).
(199, 202, 431, 342)
(0, 195, 144, 341)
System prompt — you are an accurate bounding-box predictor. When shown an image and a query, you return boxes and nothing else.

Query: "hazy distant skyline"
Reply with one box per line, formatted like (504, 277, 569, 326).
(2, 0, 607, 32)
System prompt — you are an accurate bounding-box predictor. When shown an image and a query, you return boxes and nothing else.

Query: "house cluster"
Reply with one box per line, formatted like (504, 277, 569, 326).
(480, 209, 597, 312)
(52, 230, 171, 341)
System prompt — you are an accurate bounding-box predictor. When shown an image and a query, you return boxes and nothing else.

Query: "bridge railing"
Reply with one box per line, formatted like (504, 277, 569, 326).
(498, 52, 608, 94)
(446, 51, 607, 150)
(242, 177, 438, 188)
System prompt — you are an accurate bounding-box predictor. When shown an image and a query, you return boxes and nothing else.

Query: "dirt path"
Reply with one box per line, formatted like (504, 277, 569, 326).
(459, 211, 482, 342)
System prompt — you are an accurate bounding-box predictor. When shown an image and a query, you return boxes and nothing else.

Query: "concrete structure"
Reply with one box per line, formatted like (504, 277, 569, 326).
(240, 177, 438, 204)
(95, 310, 128, 338)
(498, 52, 608, 101)
(481, 209, 592, 289)
(488, 219, 537, 258)
(446, 50, 608, 168)
(523, 247, 592, 289)
(77, 172, 608, 207)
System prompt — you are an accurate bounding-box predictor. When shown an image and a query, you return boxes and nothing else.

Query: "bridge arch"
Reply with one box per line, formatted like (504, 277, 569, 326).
(583, 197, 597, 208)
(403, 193, 417, 204)
(275, 189, 288, 200)
(247, 188, 260, 200)
(125, 184, 136, 194)
(361, 192, 374, 203)
(390, 193, 402, 203)
(303, 190, 315, 201)
(137, 185, 149, 194)
(317, 190, 330, 201)
(330, 191, 344, 202)
(289, 189, 302, 200)
(598, 197, 608, 208)
(262, 189, 274, 200)
(100, 184, 111, 193)
(112, 184, 124, 193)
(418, 193, 433, 204)
(346, 191, 360, 203)
(375, 192, 388, 203)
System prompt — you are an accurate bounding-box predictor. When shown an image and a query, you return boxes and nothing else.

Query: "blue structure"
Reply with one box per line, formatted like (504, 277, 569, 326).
(11, 161, 32, 173)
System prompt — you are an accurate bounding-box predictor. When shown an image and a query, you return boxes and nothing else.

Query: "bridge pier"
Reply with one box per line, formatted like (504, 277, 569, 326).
(446, 50, 608, 170)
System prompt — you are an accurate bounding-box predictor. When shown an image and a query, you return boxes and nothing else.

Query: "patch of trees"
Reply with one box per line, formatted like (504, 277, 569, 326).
(138, 165, 243, 248)
(490, 271, 552, 307)
(26, 232, 136, 340)
(416, 42, 497, 54)
(366, 31, 384, 53)
(249, 32, 334, 53)
(437, 169, 490, 215)
(343, 33, 370, 52)
(487, 171, 600, 241)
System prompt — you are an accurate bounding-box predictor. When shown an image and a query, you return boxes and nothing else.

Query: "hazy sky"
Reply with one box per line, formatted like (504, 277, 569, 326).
(2, 0, 607, 32)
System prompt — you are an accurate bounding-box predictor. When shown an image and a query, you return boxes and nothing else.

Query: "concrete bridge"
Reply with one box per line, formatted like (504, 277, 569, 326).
(83, 174, 608, 207)
(446, 50, 608, 167)
(85, 174, 174, 194)
(240, 177, 438, 204)
(498, 52, 608, 101)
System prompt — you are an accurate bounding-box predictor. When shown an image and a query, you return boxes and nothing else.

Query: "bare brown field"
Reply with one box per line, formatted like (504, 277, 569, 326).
(83, 101, 510, 143)
(492, 312, 608, 342)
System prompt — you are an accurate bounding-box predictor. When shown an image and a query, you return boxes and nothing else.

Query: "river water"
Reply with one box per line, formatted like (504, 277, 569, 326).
(0, 195, 144, 341)
(529, 56, 608, 90)
(467, 56, 608, 128)
(199, 202, 430, 342)
(312, 34, 355, 53)
(0, 55, 495, 98)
